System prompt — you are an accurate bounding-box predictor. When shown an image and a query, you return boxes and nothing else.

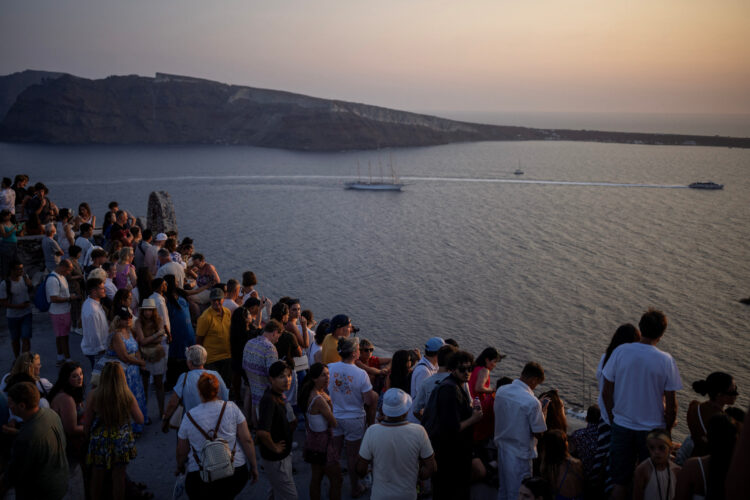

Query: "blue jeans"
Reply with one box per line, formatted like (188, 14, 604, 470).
(609, 422, 650, 486)
(7, 313, 32, 341)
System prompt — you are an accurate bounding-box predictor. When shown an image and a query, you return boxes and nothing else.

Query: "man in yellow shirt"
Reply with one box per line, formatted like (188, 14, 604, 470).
(196, 288, 232, 386)
(321, 314, 354, 364)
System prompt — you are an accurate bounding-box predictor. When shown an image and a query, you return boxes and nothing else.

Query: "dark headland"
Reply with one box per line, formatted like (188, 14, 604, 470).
(1, 70, 748, 151)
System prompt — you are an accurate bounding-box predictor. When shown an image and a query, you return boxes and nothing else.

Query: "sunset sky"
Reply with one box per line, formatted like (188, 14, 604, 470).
(2, 0, 749, 115)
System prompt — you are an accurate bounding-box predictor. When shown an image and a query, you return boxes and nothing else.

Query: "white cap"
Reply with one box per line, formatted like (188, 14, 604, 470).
(155, 232, 168, 241)
(381, 388, 412, 417)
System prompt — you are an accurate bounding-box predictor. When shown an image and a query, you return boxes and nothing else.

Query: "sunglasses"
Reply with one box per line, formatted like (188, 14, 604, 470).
(361, 348, 374, 353)
(456, 365, 472, 374)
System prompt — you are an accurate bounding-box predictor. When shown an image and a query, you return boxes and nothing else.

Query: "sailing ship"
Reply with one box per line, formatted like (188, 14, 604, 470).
(346, 159, 404, 191)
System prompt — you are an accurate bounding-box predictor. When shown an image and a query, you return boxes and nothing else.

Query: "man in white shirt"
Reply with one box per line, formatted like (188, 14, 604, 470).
(358, 388, 436, 500)
(73, 223, 94, 266)
(144, 232, 166, 276)
(328, 337, 378, 497)
(41, 223, 64, 273)
(222, 279, 240, 313)
(408, 337, 444, 423)
(411, 344, 457, 421)
(46, 259, 78, 365)
(494, 362, 550, 500)
(133, 228, 152, 269)
(101, 262, 117, 300)
(156, 248, 185, 289)
(80, 277, 109, 369)
(602, 308, 682, 500)
(148, 277, 171, 337)
(0, 261, 34, 358)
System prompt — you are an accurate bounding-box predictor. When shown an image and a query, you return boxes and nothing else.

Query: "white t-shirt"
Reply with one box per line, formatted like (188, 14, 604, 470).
(410, 357, 438, 398)
(222, 298, 239, 313)
(80, 297, 110, 355)
(359, 422, 434, 500)
(45, 272, 70, 314)
(602, 342, 682, 431)
(0, 278, 33, 318)
(328, 361, 372, 419)
(494, 379, 547, 459)
(103, 278, 117, 300)
(74, 236, 93, 266)
(177, 400, 247, 472)
(596, 354, 610, 426)
(156, 261, 185, 289)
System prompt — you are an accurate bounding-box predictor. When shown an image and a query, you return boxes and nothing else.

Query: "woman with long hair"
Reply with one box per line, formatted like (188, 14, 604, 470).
(592, 323, 641, 496)
(108, 288, 134, 322)
(539, 430, 585, 500)
(132, 266, 153, 309)
(229, 306, 253, 403)
(50, 361, 87, 498)
(310, 319, 330, 364)
(114, 247, 137, 290)
(384, 349, 412, 394)
(539, 389, 567, 432)
(299, 362, 341, 500)
(73, 202, 96, 231)
(84, 362, 144, 500)
(55, 207, 75, 257)
(1, 351, 53, 402)
(686, 372, 737, 457)
(134, 299, 168, 419)
(104, 307, 148, 430)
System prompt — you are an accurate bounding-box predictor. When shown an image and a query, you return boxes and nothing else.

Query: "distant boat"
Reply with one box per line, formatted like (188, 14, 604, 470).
(514, 160, 524, 175)
(346, 159, 404, 191)
(688, 182, 723, 190)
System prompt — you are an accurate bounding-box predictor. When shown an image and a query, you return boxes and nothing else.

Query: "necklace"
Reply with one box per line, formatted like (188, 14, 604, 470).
(651, 459, 671, 500)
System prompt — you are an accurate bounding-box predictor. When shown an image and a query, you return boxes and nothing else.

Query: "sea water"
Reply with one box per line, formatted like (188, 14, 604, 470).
(1, 137, 748, 438)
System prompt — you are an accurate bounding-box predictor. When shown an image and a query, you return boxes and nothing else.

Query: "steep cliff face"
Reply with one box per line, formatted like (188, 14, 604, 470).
(0, 69, 64, 119)
(0, 71, 748, 150)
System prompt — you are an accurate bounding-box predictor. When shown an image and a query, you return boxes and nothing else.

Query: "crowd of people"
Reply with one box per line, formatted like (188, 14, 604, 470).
(0, 174, 748, 500)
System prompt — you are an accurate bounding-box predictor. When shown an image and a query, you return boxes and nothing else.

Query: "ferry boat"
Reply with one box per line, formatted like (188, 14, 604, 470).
(688, 182, 723, 190)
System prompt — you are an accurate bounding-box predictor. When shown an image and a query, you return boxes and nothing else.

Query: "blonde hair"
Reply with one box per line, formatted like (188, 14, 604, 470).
(109, 314, 131, 335)
(88, 268, 107, 282)
(118, 246, 133, 264)
(11, 352, 40, 380)
(94, 362, 134, 427)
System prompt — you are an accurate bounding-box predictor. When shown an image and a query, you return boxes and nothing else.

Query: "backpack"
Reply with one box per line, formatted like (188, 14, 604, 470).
(33, 274, 60, 312)
(185, 401, 236, 482)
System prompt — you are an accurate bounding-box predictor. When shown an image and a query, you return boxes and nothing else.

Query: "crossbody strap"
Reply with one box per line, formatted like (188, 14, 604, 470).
(177, 372, 188, 406)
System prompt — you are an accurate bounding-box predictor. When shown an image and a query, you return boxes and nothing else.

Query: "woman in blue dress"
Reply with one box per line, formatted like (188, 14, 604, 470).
(106, 306, 148, 433)
(164, 274, 196, 390)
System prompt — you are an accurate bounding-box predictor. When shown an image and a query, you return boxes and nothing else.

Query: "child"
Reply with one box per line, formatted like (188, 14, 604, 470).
(633, 429, 681, 500)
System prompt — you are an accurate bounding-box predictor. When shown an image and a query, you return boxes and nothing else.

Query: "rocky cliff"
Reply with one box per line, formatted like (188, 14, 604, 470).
(1, 71, 748, 151)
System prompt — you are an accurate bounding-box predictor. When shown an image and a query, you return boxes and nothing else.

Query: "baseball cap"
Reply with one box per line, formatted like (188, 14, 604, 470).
(425, 337, 445, 353)
(329, 314, 351, 333)
(382, 388, 413, 417)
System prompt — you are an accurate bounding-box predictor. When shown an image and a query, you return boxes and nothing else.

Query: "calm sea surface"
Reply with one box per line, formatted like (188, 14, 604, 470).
(1, 135, 748, 437)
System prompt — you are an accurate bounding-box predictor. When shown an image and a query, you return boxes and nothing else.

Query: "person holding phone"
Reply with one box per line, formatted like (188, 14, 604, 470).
(493, 361, 550, 500)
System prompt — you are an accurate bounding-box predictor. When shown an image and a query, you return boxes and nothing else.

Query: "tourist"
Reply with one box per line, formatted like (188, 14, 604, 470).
(592, 323, 641, 496)
(411, 344, 457, 421)
(357, 388, 436, 500)
(164, 274, 195, 389)
(74, 222, 94, 265)
(383, 349, 412, 394)
(1, 382, 69, 499)
(243, 319, 283, 420)
(80, 278, 109, 369)
(176, 372, 258, 498)
(156, 248, 186, 288)
(320, 314, 352, 364)
(299, 362, 341, 500)
(518, 476, 554, 500)
(0, 210, 22, 279)
(102, 201, 119, 234)
(42, 222, 64, 272)
(676, 413, 739, 500)
(468, 346, 504, 439)
(26, 182, 56, 223)
(108, 210, 133, 247)
(134, 298, 168, 420)
(223, 278, 240, 312)
(237, 270, 259, 305)
(310, 318, 330, 364)
(145, 232, 166, 275)
(102, 262, 118, 300)
(196, 287, 233, 386)
(602, 309, 682, 500)
(47, 258, 77, 364)
(257, 360, 298, 499)
(355, 338, 391, 391)
(84, 362, 143, 500)
(410, 337, 443, 401)
(73, 201, 96, 230)
(189, 253, 220, 304)
(49, 361, 86, 499)
(632, 429, 680, 500)
(163, 237, 182, 265)
(104, 307, 148, 429)
(0, 352, 54, 405)
(67, 244, 85, 334)
(108, 288, 134, 321)
(493, 361, 550, 500)
(686, 371, 737, 457)
(229, 305, 257, 403)
(0, 260, 33, 358)
(84, 247, 108, 277)
(148, 277, 171, 338)
(114, 247, 137, 290)
(11, 174, 28, 205)
(539, 388, 567, 432)
(0, 177, 15, 214)
(568, 405, 601, 485)
(271, 301, 301, 404)
(162, 345, 229, 431)
(422, 350, 482, 500)
(133, 228, 151, 269)
(285, 298, 310, 384)
(56, 208, 75, 257)
(539, 430, 585, 500)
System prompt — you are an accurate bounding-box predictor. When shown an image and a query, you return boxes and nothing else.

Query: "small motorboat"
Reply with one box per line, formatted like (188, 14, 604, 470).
(688, 182, 723, 190)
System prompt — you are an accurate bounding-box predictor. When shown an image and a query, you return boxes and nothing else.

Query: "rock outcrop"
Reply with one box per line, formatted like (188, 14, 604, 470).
(1, 71, 748, 150)
(147, 191, 177, 234)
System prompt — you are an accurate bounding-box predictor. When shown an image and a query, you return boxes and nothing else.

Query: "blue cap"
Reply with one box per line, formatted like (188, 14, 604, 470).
(328, 314, 351, 333)
(425, 337, 445, 353)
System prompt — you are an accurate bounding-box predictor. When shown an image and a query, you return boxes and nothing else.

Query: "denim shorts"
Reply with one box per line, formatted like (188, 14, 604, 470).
(609, 423, 650, 486)
(7, 313, 32, 341)
(332, 416, 365, 441)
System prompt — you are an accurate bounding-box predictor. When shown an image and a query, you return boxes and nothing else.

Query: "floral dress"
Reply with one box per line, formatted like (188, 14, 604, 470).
(87, 418, 137, 469)
(105, 331, 148, 433)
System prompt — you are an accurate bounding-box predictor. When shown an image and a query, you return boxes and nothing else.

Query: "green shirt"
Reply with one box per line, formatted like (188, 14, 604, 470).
(9, 407, 69, 500)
